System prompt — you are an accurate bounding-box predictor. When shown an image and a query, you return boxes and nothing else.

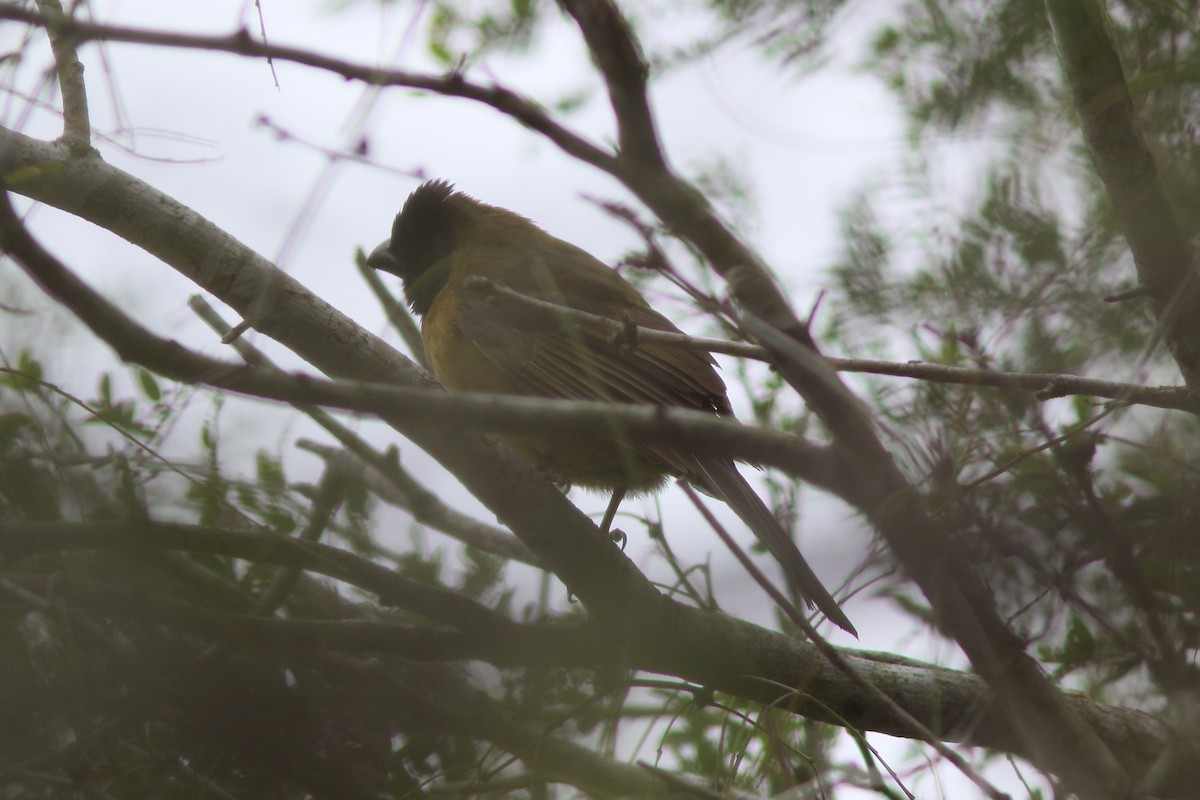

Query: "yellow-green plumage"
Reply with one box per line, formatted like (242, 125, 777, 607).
(370, 180, 856, 635)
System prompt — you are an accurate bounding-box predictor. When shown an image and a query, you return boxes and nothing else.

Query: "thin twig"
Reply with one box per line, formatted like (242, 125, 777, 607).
(679, 484, 1007, 800)
(0, 7, 619, 173)
(355, 247, 429, 368)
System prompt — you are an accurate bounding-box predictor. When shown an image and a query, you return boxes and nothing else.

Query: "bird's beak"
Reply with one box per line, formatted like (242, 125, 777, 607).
(366, 239, 398, 274)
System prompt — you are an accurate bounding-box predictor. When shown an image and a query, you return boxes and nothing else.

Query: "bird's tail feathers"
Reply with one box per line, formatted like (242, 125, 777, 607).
(691, 457, 857, 637)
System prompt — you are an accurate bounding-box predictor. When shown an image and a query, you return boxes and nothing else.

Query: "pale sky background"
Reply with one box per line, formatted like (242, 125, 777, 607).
(2, 2, 1017, 796)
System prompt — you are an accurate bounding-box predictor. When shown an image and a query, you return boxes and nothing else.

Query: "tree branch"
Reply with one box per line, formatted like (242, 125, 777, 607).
(465, 276, 1197, 411)
(298, 439, 541, 567)
(746, 314, 1134, 798)
(1045, 0, 1200, 392)
(0, 519, 511, 635)
(0, 545, 1171, 778)
(557, 0, 665, 168)
(0, 6, 618, 174)
(33, 0, 91, 151)
(0, 140, 658, 617)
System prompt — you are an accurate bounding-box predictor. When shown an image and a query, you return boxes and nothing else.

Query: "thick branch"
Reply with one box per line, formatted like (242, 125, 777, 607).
(747, 316, 1134, 798)
(557, 0, 665, 168)
(0, 532, 1171, 778)
(1045, 0, 1200, 391)
(0, 135, 659, 617)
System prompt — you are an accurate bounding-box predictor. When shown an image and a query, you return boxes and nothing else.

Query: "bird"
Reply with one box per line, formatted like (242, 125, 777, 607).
(368, 180, 855, 636)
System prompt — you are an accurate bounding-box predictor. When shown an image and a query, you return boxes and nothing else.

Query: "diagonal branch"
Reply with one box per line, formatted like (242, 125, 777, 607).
(0, 188, 844, 496)
(0, 6, 618, 174)
(0, 133, 652, 618)
(188, 294, 538, 566)
(1044, 0, 1200, 391)
(0, 525, 1172, 777)
(557, 0, 665, 168)
(745, 314, 1134, 799)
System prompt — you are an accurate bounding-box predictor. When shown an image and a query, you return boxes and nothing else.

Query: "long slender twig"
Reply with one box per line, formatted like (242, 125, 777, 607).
(0, 519, 510, 635)
(251, 462, 347, 616)
(355, 247, 429, 369)
(461, 275, 1196, 411)
(680, 484, 1007, 800)
(0, 7, 618, 173)
(297, 440, 541, 567)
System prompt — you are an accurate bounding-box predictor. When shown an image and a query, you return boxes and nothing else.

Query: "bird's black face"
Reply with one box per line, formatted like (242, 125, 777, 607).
(369, 180, 462, 316)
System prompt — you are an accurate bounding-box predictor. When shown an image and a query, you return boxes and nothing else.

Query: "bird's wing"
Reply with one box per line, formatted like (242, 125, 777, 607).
(456, 245, 729, 416)
(452, 248, 857, 635)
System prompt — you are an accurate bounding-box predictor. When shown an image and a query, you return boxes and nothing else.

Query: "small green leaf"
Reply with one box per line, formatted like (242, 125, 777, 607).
(256, 451, 285, 493)
(138, 369, 161, 401)
(18, 349, 42, 382)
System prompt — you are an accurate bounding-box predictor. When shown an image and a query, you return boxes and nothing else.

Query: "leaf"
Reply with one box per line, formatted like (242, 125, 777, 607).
(138, 369, 162, 401)
(17, 349, 42, 383)
(256, 450, 286, 494)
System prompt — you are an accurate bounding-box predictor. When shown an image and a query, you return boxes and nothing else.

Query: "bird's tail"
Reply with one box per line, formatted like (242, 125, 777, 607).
(690, 457, 857, 636)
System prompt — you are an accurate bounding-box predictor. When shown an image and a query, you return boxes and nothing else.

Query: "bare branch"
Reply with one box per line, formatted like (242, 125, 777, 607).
(458, 276, 1198, 411)
(830, 357, 1195, 412)
(0, 524, 1172, 776)
(746, 313, 1134, 799)
(0, 6, 618, 173)
(557, 0, 665, 168)
(33, 0, 91, 151)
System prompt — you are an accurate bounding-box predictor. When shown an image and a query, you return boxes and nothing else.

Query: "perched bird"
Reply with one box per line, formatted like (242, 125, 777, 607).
(368, 181, 855, 635)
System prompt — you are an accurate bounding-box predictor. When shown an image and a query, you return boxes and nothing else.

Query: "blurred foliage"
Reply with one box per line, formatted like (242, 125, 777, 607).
(4, 0, 1200, 796)
(352, 0, 545, 65)
(824, 0, 1200, 705)
(696, 0, 852, 65)
(0, 345, 839, 797)
(0, 356, 512, 797)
